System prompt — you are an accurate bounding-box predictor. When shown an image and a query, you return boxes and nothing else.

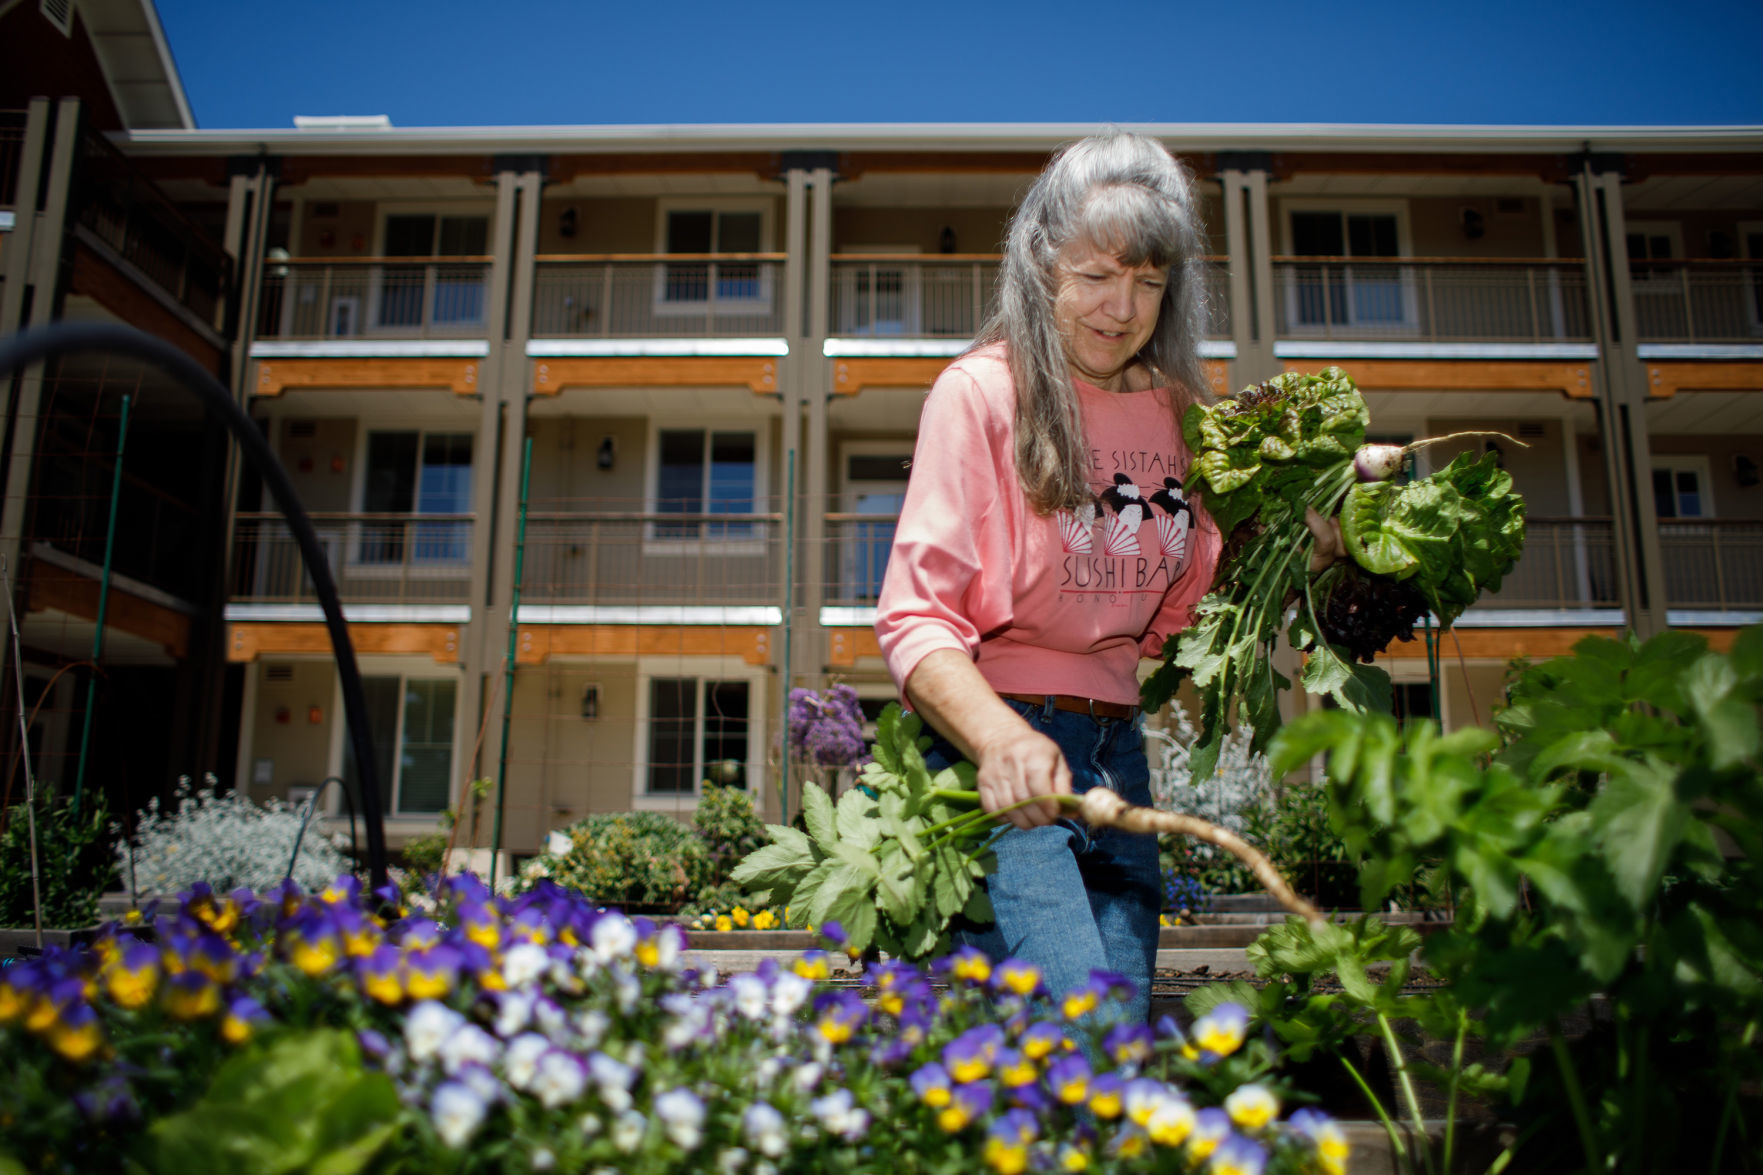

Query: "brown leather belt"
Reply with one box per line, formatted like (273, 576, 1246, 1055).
(999, 692, 1140, 721)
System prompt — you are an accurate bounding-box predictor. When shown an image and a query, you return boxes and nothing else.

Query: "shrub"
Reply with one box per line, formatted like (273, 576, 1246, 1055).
(524, 811, 708, 907)
(116, 776, 352, 896)
(0, 784, 114, 927)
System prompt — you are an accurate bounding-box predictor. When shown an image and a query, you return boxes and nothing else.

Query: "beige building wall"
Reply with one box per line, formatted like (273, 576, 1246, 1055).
(275, 418, 360, 513)
(244, 660, 338, 803)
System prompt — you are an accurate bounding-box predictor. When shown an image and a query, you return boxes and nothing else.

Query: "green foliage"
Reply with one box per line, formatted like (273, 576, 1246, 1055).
(143, 1030, 398, 1175)
(398, 830, 447, 880)
(731, 705, 993, 957)
(0, 785, 114, 928)
(537, 811, 710, 906)
(1256, 626, 1763, 1173)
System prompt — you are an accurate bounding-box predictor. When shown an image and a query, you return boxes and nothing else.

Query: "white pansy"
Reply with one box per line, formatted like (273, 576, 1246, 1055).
(791, 1061, 824, 1095)
(438, 1023, 500, 1076)
(612, 969, 641, 1013)
(502, 1033, 551, 1091)
(532, 1050, 588, 1109)
(405, 1001, 464, 1063)
(770, 972, 811, 1016)
(611, 1110, 647, 1153)
(742, 1102, 788, 1158)
(717, 1147, 750, 1174)
(457, 1062, 502, 1107)
(588, 1052, 636, 1113)
(574, 1008, 610, 1049)
(431, 1082, 488, 1149)
(502, 942, 550, 989)
(578, 1112, 602, 1137)
(809, 1089, 867, 1139)
(533, 996, 569, 1040)
(729, 975, 768, 1020)
(494, 990, 536, 1038)
(591, 914, 637, 963)
(654, 1088, 706, 1150)
(531, 1146, 556, 1171)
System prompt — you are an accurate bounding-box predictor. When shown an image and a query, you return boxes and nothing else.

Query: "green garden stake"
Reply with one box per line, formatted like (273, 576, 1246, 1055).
(779, 452, 796, 827)
(490, 436, 533, 892)
(73, 392, 131, 814)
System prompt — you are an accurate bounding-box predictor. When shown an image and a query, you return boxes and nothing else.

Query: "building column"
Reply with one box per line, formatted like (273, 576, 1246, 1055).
(801, 166, 834, 687)
(1217, 157, 1279, 389)
(0, 97, 80, 586)
(778, 167, 808, 695)
(1575, 159, 1667, 637)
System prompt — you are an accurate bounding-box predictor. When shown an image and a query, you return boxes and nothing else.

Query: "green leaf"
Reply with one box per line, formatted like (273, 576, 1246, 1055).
(801, 781, 838, 849)
(825, 883, 879, 953)
(835, 786, 881, 851)
(729, 841, 815, 892)
(787, 860, 839, 926)
(1587, 755, 1689, 909)
(807, 861, 875, 929)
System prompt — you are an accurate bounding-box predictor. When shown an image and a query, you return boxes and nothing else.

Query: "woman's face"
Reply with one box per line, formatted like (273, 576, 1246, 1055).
(1052, 240, 1167, 392)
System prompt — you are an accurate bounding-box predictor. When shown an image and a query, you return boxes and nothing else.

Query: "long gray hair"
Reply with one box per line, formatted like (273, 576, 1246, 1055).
(976, 129, 1211, 514)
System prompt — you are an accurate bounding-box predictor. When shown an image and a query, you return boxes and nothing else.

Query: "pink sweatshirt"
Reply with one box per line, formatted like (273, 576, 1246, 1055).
(876, 345, 1222, 707)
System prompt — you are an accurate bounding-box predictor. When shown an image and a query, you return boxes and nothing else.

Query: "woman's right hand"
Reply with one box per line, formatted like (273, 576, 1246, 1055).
(973, 725, 1072, 831)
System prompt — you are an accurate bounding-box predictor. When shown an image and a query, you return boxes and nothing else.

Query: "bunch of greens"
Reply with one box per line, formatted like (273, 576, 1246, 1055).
(1208, 627, 1763, 1175)
(1142, 367, 1526, 782)
(731, 706, 993, 958)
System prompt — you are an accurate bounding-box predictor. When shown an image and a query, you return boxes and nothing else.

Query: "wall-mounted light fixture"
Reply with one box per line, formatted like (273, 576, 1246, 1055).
(1460, 207, 1486, 241)
(596, 436, 616, 471)
(1736, 454, 1760, 488)
(558, 207, 578, 239)
(939, 225, 957, 254)
(580, 685, 600, 720)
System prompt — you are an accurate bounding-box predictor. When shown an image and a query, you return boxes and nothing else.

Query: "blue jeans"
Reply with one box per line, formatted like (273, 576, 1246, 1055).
(921, 697, 1161, 1025)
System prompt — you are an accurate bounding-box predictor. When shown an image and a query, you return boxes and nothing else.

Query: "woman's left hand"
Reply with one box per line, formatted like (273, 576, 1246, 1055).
(1305, 506, 1346, 573)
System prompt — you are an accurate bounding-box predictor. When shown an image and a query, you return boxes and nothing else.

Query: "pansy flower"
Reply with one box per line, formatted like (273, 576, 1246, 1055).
(1060, 977, 1105, 1021)
(533, 1049, 590, 1110)
(943, 1023, 1005, 1083)
(188, 932, 240, 985)
(406, 945, 463, 1000)
(1190, 1002, 1249, 1058)
(1019, 1019, 1067, 1060)
(104, 942, 161, 1010)
(1223, 1083, 1279, 1131)
(992, 957, 1044, 998)
(1209, 1133, 1269, 1175)
(997, 1047, 1037, 1090)
(282, 909, 344, 978)
(356, 944, 405, 1005)
(221, 994, 269, 1045)
(1103, 1021, 1154, 1067)
(982, 1108, 1038, 1174)
(1088, 1072, 1126, 1119)
(792, 949, 832, 981)
(319, 876, 361, 906)
(1123, 1077, 1172, 1129)
(162, 970, 221, 1021)
(948, 946, 992, 986)
(742, 1101, 788, 1158)
(430, 1081, 489, 1149)
(813, 990, 867, 1045)
(1047, 1053, 1092, 1105)
(910, 1062, 954, 1108)
(936, 1080, 994, 1133)
(45, 999, 104, 1062)
(1289, 1107, 1350, 1175)
(1145, 1092, 1196, 1148)
(333, 905, 383, 958)
(1188, 1106, 1232, 1163)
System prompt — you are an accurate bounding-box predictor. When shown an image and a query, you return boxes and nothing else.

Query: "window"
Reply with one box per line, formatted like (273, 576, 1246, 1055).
(656, 200, 772, 313)
(342, 675, 456, 815)
(838, 446, 911, 602)
(377, 212, 490, 331)
(1651, 458, 1713, 520)
(1284, 204, 1413, 331)
(1625, 222, 1681, 285)
(359, 431, 473, 563)
(653, 428, 757, 540)
(645, 678, 750, 794)
(835, 246, 922, 336)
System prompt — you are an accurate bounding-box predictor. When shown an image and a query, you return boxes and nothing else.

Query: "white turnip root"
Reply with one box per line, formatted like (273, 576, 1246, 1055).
(1353, 430, 1527, 483)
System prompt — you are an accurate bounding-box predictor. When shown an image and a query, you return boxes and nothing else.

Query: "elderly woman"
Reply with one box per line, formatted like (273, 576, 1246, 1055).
(874, 130, 1222, 1022)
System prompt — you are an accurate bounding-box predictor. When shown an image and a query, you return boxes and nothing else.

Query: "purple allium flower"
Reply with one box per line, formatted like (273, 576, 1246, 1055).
(786, 686, 869, 768)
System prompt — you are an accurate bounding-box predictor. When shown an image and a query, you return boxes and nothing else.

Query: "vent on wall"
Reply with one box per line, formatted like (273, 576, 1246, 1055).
(264, 665, 295, 683)
(41, 0, 72, 35)
(1516, 422, 1546, 440)
(287, 421, 317, 438)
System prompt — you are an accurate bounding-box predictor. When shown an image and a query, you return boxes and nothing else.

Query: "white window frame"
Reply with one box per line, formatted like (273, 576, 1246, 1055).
(343, 417, 479, 580)
(1650, 455, 1716, 520)
(642, 419, 769, 555)
(1279, 199, 1418, 334)
(368, 202, 495, 338)
(834, 245, 923, 336)
(1624, 220, 1684, 290)
(326, 658, 464, 821)
(836, 440, 913, 603)
(630, 658, 768, 812)
(652, 198, 775, 318)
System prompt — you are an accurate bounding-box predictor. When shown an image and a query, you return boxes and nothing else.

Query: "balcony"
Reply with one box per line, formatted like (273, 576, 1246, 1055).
(257, 258, 492, 340)
(1630, 261, 1763, 343)
(30, 453, 203, 601)
(1484, 518, 1619, 609)
(531, 255, 785, 338)
(521, 507, 783, 607)
(1660, 519, 1763, 611)
(71, 129, 231, 331)
(230, 513, 474, 604)
(1272, 258, 1592, 343)
(823, 512, 898, 607)
(827, 256, 1233, 340)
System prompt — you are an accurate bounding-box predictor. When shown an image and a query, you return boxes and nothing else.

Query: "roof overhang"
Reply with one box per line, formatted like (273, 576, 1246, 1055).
(81, 0, 194, 130)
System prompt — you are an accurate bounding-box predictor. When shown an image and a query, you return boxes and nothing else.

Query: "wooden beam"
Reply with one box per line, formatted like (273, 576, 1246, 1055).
(1283, 358, 1593, 398)
(1644, 362, 1763, 399)
(515, 625, 772, 666)
(253, 357, 481, 397)
(27, 567, 191, 658)
(832, 356, 1231, 396)
(227, 622, 461, 663)
(69, 243, 225, 376)
(827, 627, 882, 667)
(532, 356, 778, 395)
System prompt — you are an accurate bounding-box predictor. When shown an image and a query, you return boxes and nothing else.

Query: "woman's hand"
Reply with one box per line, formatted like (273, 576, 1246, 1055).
(1305, 506, 1347, 573)
(973, 725, 1071, 831)
(903, 649, 1072, 832)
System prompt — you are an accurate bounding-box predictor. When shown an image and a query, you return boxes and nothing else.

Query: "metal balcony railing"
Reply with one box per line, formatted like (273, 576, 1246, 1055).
(1629, 260, 1763, 343)
(1272, 258, 1593, 343)
(257, 258, 493, 340)
(1659, 519, 1763, 610)
(826, 256, 1233, 340)
(1480, 517, 1619, 609)
(231, 513, 475, 604)
(31, 452, 203, 600)
(521, 509, 783, 605)
(72, 129, 231, 329)
(823, 512, 900, 606)
(531, 255, 786, 338)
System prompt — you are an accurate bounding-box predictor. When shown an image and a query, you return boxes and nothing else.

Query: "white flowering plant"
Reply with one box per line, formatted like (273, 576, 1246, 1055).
(115, 775, 352, 896)
(0, 871, 1353, 1175)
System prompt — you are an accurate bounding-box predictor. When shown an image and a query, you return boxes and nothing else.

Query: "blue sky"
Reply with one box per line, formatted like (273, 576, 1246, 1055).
(155, 0, 1762, 129)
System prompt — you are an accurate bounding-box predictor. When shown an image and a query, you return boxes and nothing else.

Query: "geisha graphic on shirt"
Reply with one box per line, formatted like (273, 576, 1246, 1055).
(1055, 459, 1193, 602)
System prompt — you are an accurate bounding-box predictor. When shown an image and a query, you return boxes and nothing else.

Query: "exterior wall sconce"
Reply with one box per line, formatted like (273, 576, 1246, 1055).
(939, 225, 957, 254)
(1736, 454, 1759, 488)
(581, 685, 600, 720)
(596, 436, 616, 471)
(558, 207, 578, 238)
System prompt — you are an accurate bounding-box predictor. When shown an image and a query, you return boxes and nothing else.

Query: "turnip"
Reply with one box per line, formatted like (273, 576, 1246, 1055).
(1353, 431, 1525, 483)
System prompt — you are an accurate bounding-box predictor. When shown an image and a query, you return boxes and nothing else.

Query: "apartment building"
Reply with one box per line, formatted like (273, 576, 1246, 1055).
(4, 1, 1760, 858)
